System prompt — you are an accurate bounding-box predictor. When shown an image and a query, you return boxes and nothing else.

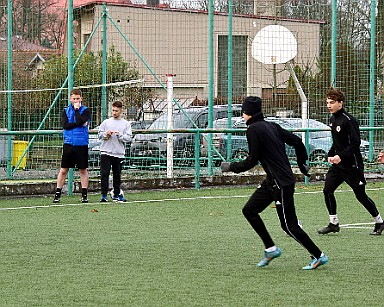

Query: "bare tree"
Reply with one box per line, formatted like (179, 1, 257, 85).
(169, 0, 215, 11)
(0, 0, 65, 49)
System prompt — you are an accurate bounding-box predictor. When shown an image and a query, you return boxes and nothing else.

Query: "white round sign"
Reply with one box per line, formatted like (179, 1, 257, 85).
(252, 25, 297, 64)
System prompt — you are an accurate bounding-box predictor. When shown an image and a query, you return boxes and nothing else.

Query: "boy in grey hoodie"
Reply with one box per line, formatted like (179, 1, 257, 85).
(98, 101, 132, 202)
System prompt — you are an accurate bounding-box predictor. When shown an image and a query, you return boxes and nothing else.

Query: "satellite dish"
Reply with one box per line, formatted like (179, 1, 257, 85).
(252, 25, 297, 64)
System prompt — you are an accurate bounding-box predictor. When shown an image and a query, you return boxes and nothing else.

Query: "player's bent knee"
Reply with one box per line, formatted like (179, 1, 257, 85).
(242, 206, 249, 217)
(242, 205, 262, 219)
(242, 206, 255, 219)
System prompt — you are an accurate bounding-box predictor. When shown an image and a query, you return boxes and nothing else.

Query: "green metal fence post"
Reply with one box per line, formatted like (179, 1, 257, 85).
(6, 0, 13, 178)
(304, 129, 310, 185)
(369, 0, 377, 161)
(102, 3, 108, 120)
(227, 0, 233, 163)
(331, 0, 337, 86)
(207, 0, 214, 176)
(67, 0, 74, 195)
(194, 131, 201, 190)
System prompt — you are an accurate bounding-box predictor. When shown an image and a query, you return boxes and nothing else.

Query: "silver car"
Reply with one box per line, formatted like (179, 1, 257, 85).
(201, 116, 369, 164)
(130, 105, 242, 167)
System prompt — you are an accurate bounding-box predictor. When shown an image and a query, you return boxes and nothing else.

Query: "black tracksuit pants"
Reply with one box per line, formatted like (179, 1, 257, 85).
(323, 166, 379, 217)
(242, 179, 322, 259)
(100, 154, 124, 196)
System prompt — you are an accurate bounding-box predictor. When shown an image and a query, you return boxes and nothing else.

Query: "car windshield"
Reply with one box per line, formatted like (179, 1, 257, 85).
(149, 112, 196, 129)
(283, 119, 330, 139)
(221, 117, 330, 139)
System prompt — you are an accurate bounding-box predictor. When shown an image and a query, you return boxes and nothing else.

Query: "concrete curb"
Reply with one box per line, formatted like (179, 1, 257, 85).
(0, 173, 319, 197)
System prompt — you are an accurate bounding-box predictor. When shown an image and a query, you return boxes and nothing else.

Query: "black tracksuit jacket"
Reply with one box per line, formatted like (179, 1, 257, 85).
(328, 108, 363, 170)
(230, 113, 308, 187)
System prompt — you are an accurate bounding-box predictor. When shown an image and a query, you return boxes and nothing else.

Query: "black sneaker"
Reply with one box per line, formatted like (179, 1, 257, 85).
(318, 223, 340, 234)
(52, 195, 61, 203)
(81, 196, 88, 203)
(370, 223, 384, 235)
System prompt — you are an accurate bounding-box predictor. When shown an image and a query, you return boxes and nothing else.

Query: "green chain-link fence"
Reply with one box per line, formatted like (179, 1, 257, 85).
(0, 0, 383, 186)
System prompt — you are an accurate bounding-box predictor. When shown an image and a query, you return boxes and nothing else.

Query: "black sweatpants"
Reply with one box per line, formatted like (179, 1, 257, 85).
(323, 166, 379, 217)
(100, 154, 124, 196)
(242, 179, 322, 259)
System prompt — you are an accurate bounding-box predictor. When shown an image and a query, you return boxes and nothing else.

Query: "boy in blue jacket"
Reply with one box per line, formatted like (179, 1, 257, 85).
(53, 89, 91, 203)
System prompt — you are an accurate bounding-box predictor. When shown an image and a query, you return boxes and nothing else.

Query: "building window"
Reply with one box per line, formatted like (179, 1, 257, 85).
(83, 33, 91, 52)
(217, 35, 247, 99)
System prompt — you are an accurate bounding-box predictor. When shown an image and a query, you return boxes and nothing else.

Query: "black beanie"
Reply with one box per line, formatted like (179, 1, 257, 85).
(242, 96, 262, 115)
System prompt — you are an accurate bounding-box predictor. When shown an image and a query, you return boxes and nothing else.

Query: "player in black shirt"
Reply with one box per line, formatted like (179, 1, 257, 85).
(318, 87, 384, 235)
(221, 96, 328, 270)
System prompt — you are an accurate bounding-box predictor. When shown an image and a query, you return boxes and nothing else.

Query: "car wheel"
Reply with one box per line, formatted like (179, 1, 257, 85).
(309, 150, 327, 164)
(232, 149, 248, 161)
(178, 146, 194, 166)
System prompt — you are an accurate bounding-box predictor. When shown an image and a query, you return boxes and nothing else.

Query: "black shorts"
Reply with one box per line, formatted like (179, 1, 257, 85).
(60, 144, 89, 169)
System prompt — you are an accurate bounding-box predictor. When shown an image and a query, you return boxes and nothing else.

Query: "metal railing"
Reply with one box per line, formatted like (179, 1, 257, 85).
(1, 127, 383, 190)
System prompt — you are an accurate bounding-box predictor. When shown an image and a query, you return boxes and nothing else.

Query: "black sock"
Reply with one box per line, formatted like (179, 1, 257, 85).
(81, 188, 88, 198)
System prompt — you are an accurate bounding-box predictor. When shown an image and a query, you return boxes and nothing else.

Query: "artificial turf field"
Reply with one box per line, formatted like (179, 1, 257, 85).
(0, 181, 383, 306)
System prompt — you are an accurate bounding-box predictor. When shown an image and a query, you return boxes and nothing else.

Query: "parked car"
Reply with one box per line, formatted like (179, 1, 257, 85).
(277, 117, 370, 162)
(272, 117, 333, 163)
(131, 120, 153, 130)
(130, 105, 242, 167)
(201, 116, 370, 164)
(88, 128, 101, 167)
(200, 117, 249, 162)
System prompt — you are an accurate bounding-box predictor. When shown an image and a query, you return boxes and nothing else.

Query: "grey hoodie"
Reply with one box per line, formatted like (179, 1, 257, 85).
(98, 117, 132, 158)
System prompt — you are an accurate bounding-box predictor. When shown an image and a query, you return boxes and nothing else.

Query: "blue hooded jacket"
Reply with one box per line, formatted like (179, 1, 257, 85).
(63, 105, 89, 146)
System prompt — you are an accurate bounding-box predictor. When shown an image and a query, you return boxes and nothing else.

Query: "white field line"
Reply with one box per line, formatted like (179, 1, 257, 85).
(340, 222, 374, 229)
(0, 196, 246, 211)
(0, 186, 383, 212)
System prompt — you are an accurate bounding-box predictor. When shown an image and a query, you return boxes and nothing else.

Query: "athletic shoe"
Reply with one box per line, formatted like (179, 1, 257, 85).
(370, 222, 384, 235)
(100, 194, 108, 202)
(257, 247, 282, 267)
(112, 194, 126, 203)
(52, 195, 61, 203)
(81, 196, 88, 203)
(302, 254, 329, 270)
(317, 223, 340, 234)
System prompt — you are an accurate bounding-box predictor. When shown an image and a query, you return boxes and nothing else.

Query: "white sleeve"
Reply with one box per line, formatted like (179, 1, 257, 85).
(98, 120, 108, 140)
(118, 121, 132, 143)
